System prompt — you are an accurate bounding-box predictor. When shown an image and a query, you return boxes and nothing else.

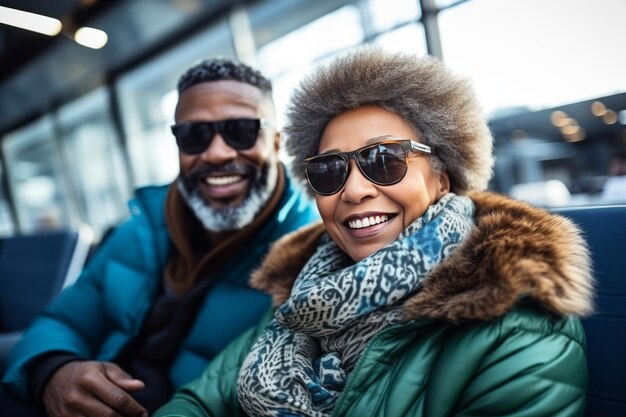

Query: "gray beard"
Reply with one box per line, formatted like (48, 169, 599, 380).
(177, 162, 279, 232)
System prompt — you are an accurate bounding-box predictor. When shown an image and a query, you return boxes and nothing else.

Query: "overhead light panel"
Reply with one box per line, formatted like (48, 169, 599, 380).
(74, 27, 108, 49)
(0, 5, 62, 36)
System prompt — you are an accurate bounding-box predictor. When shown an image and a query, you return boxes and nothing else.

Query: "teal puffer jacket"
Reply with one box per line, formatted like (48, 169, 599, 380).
(155, 192, 593, 417)
(3, 173, 319, 400)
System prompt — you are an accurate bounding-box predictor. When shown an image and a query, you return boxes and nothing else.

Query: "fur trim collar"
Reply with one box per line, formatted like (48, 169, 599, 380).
(250, 192, 593, 322)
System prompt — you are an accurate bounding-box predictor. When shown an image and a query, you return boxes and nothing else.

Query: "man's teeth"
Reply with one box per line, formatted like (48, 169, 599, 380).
(348, 215, 389, 229)
(205, 175, 241, 186)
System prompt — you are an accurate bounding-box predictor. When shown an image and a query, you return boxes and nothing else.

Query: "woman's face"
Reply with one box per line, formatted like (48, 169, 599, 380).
(315, 105, 449, 262)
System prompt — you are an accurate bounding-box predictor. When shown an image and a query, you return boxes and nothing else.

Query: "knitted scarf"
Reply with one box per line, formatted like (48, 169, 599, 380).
(238, 194, 475, 417)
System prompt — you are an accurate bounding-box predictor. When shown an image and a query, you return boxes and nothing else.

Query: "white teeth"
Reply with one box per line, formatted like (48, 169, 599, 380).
(205, 175, 241, 186)
(348, 215, 389, 229)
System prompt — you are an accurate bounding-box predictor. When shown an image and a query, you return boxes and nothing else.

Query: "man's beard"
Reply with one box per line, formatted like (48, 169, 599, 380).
(177, 161, 279, 232)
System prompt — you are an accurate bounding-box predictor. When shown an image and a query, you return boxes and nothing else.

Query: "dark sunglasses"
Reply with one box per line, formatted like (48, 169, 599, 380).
(304, 139, 432, 196)
(170, 118, 270, 154)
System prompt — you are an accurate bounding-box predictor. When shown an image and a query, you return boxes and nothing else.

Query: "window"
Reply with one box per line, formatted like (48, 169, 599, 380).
(256, 5, 365, 129)
(2, 117, 75, 232)
(439, 0, 626, 115)
(374, 23, 427, 55)
(439, 0, 626, 205)
(57, 88, 130, 237)
(367, 0, 420, 32)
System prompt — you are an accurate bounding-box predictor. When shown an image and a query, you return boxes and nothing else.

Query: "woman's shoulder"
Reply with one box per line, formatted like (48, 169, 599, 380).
(495, 301, 586, 343)
(398, 300, 586, 351)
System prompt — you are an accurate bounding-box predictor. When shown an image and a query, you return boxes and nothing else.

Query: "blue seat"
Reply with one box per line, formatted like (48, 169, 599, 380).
(554, 205, 626, 417)
(0, 228, 92, 374)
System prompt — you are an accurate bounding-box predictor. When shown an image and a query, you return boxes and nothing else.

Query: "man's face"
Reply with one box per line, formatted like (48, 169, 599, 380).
(174, 80, 280, 231)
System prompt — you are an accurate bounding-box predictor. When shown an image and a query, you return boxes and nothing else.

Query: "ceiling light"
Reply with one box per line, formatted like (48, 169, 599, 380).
(74, 27, 108, 49)
(591, 101, 607, 117)
(603, 110, 618, 125)
(0, 5, 62, 36)
(550, 110, 568, 127)
(559, 117, 578, 128)
(563, 128, 586, 143)
(561, 125, 580, 135)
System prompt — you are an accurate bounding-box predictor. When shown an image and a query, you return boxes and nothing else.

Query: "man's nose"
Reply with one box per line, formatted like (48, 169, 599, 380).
(199, 134, 238, 164)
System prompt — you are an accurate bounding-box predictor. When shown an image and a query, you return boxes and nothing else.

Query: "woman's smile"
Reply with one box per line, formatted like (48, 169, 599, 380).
(343, 212, 396, 239)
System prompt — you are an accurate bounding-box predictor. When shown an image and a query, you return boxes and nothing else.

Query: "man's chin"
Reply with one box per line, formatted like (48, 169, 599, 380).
(178, 161, 278, 232)
(202, 195, 246, 211)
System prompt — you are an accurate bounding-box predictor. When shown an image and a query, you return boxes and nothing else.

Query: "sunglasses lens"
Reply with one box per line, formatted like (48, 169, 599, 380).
(306, 155, 347, 195)
(221, 119, 261, 150)
(173, 123, 214, 154)
(358, 143, 407, 185)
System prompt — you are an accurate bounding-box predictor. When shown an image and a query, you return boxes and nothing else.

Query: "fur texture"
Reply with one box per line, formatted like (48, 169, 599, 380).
(283, 46, 494, 198)
(250, 193, 593, 322)
(250, 222, 326, 306)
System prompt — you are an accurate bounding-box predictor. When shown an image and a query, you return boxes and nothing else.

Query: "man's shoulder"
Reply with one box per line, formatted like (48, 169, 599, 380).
(128, 184, 170, 219)
(134, 184, 170, 202)
(277, 172, 318, 223)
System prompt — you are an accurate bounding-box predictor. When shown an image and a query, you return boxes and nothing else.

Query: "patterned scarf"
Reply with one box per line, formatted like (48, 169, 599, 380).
(238, 194, 475, 417)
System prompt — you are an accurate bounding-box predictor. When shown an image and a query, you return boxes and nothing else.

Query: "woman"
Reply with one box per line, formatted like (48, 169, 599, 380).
(155, 47, 593, 417)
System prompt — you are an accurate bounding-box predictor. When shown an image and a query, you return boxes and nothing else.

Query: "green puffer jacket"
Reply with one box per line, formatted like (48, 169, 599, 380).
(155, 192, 593, 417)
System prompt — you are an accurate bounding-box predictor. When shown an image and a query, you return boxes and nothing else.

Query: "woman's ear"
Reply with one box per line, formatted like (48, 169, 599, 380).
(436, 171, 450, 199)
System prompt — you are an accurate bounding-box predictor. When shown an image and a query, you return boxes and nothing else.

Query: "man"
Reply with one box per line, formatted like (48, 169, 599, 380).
(1, 58, 318, 416)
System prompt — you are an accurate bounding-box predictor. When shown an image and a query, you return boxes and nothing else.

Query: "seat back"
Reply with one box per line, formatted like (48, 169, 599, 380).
(0, 227, 92, 332)
(554, 205, 626, 417)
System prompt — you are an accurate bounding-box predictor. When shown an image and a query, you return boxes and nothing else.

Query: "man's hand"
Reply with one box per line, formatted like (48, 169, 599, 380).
(42, 361, 148, 417)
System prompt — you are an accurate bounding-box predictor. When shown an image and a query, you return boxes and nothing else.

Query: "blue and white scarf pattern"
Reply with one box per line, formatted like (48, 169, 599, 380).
(238, 194, 475, 417)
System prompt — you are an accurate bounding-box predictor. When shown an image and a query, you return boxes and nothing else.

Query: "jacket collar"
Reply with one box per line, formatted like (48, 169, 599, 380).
(251, 192, 593, 322)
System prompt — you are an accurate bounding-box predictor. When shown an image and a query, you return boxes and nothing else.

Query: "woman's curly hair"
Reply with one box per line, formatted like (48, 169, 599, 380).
(283, 46, 494, 197)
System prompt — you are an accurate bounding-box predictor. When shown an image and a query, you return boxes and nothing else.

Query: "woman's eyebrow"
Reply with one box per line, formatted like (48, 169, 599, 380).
(365, 135, 395, 145)
(319, 135, 398, 154)
(318, 148, 341, 155)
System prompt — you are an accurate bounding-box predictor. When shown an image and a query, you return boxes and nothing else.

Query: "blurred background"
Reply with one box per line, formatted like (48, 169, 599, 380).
(0, 0, 625, 241)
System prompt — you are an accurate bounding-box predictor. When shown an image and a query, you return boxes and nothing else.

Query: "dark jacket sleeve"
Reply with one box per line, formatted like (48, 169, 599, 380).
(153, 309, 274, 417)
(28, 353, 81, 405)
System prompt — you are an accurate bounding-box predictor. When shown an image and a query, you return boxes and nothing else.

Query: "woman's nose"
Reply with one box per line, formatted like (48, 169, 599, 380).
(340, 160, 378, 203)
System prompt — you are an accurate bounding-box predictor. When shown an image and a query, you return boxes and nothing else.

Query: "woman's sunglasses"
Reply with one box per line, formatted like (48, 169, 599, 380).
(304, 139, 432, 196)
(171, 118, 270, 154)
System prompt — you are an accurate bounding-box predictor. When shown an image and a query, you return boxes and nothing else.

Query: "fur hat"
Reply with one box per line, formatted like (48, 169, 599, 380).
(283, 46, 494, 197)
